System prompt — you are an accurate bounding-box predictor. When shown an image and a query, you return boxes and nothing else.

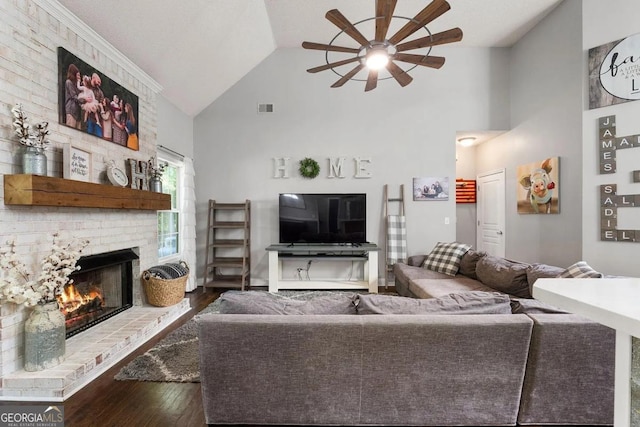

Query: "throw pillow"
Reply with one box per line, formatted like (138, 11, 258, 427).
(557, 261, 603, 279)
(422, 242, 471, 276)
(218, 291, 358, 315)
(475, 255, 531, 298)
(356, 291, 512, 315)
(458, 249, 486, 280)
(526, 263, 566, 296)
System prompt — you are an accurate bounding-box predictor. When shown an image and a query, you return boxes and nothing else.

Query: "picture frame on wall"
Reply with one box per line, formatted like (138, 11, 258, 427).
(63, 144, 92, 182)
(57, 47, 139, 150)
(516, 157, 560, 214)
(413, 177, 449, 201)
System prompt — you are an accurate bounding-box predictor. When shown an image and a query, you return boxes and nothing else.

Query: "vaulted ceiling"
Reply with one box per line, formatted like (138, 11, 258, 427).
(57, 0, 563, 117)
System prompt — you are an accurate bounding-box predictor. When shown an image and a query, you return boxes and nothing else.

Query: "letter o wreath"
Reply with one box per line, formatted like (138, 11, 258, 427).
(299, 157, 320, 179)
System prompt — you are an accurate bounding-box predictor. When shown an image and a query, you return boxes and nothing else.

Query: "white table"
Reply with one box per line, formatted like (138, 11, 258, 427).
(533, 277, 640, 427)
(265, 243, 379, 293)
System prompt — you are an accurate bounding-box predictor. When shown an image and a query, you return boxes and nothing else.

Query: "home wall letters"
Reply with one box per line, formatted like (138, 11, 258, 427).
(598, 115, 640, 242)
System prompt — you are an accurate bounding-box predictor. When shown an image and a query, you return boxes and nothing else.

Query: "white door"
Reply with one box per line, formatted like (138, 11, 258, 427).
(477, 169, 505, 257)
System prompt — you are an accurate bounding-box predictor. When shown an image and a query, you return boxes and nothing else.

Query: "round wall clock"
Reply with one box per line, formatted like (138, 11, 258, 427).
(107, 161, 128, 187)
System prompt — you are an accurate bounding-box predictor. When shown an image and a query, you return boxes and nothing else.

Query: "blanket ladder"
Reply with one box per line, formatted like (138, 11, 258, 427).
(383, 184, 407, 289)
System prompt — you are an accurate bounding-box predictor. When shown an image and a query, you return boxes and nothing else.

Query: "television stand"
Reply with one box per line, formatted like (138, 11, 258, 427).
(265, 243, 380, 293)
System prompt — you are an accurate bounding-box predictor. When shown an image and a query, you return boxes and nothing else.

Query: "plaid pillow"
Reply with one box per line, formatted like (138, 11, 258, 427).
(422, 242, 471, 276)
(557, 261, 603, 279)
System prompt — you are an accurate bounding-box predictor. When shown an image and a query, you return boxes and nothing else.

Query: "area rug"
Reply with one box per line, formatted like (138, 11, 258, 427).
(114, 290, 373, 383)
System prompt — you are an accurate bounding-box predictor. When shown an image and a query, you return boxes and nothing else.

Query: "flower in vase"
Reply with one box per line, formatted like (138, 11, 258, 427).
(0, 234, 89, 307)
(148, 156, 167, 179)
(10, 103, 51, 151)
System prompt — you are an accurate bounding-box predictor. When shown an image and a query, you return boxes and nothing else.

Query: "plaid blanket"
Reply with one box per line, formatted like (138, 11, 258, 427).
(386, 215, 407, 266)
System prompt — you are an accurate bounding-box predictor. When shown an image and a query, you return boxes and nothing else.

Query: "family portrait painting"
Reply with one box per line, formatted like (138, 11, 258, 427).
(413, 177, 450, 201)
(57, 47, 139, 151)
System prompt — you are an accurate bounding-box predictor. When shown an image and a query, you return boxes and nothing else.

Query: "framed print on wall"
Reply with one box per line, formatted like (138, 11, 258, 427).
(413, 177, 449, 201)
(57, 47, 139, 150)
(516, 157, 560, 214)
(63, 144, 92, 182)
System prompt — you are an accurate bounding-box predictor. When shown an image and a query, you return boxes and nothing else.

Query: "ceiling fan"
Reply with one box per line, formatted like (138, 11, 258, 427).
(302, 0, 463, 91)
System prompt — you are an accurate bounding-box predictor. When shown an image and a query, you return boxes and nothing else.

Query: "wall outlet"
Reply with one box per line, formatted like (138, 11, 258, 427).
(444, 217, 450, 225)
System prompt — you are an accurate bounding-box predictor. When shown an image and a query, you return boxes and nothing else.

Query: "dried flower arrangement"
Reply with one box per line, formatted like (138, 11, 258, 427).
(10, 103, 51, 151)
(0, 234, 89, 307)
(148, 156, 167, 179)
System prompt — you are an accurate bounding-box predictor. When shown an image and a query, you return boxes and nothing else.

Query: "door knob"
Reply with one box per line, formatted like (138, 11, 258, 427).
(497, 231, 503, 235)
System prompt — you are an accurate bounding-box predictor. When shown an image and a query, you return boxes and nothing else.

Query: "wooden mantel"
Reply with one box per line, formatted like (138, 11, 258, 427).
(3, 174, 171, 210)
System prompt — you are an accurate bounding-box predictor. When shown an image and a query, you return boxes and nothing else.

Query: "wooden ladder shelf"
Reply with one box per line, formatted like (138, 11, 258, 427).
(202, 200, 251, 291)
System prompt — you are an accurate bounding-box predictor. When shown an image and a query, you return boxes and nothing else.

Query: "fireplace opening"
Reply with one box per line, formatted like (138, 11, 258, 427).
(62, 249, 137, 338)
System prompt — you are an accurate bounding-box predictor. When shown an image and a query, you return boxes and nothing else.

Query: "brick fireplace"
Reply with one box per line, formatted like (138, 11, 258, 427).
(0, 0, 194, 401)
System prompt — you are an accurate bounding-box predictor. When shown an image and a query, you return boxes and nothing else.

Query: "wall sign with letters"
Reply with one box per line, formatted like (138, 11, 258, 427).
(598, 115, 640, 242)
(589, 33, 640, 109)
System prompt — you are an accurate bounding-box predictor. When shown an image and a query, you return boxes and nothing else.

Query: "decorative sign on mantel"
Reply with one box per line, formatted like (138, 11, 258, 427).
(273, 157, 372, 179)
(598, 115, 640, 242)
(63, 144, 92, 182)
(589, 33, 640, 109)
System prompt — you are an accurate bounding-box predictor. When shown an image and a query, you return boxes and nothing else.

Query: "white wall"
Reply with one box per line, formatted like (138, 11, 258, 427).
(582, 0, 640, 276)
(475, 0, 583, 267)
(194, 47, 511, 284)
(455, 144, 477, 247)
(157, 96, 194, 159)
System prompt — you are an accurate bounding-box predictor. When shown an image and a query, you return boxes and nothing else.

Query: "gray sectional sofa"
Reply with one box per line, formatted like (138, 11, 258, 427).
(197, 249, 615, 426)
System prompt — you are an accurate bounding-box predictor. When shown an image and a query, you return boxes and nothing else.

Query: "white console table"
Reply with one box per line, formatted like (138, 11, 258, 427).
(533, 277, 640, 427)
(265, 243, 379, 293)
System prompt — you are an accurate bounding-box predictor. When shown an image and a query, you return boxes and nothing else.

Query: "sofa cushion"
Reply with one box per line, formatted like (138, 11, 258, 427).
(422, 242, 471, 276)
(458, 249, 486, 280)
(510, 297, 571, 314)
(357, 292, 512, 315)
(218, 291, 357, 315)
(476, 255, 531, 298)
(409, 277, 498, 299)
(557, 261, 603, 278)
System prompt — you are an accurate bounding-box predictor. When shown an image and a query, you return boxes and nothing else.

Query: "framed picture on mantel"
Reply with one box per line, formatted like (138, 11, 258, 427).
(63, 144, 92, 182)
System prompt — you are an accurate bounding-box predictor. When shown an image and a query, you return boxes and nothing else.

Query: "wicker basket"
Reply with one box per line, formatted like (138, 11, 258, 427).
(142, 270, 188, 307)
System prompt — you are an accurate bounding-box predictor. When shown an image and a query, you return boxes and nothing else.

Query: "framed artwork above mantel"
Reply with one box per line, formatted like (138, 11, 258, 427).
(57, 47, 139, 150)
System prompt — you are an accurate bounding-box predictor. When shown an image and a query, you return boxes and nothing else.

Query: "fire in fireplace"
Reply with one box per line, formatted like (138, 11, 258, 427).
(62, 249, 137, 338)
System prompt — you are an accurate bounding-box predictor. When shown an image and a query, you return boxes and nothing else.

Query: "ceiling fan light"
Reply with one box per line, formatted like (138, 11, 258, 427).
(366, 51, 389, 70)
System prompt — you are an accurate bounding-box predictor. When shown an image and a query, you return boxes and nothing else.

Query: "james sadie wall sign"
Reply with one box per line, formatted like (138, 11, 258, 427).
(598, 115, 640, 243)
(589, 33, 640, 109)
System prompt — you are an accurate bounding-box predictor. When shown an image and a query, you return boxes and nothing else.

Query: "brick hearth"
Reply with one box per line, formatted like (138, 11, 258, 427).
(0, 299, 189, 401)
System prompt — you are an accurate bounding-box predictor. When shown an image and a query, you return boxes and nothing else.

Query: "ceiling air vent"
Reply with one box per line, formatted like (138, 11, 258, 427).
(257, 103, 274, 114)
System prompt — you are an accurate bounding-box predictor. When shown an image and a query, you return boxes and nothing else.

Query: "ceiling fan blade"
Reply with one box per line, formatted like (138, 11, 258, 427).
(388, 0, 450, 45)
(307, 56, 361, 73)
(331, 64, 366, 88)
(325, 9, 371, 47)
(393, 53, 445, 69)
(386, 61, 413, 87)
(365, 69, 378, 92)
(396, 28, 463, 52)
(375, 0, 397, 42)
(302, 41, 360, 54)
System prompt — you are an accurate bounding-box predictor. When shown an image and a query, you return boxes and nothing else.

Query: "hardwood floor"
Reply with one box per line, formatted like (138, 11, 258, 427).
(6, 288, 220, 427)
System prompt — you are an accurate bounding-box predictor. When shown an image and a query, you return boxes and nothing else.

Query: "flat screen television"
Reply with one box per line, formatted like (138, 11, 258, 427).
(279, 193, 366, 245)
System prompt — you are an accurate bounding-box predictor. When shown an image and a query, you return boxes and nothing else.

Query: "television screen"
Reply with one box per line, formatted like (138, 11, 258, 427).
(279, 193, 366, 244)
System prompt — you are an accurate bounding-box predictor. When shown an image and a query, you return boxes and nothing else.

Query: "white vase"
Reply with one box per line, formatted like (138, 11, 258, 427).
(24, 302, 65, 371)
